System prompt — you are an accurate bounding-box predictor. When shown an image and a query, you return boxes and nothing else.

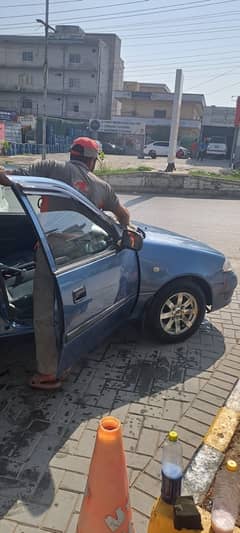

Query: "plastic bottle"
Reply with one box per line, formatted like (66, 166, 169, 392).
(211, 460, 240, 533)
(161, 431, 183, 505)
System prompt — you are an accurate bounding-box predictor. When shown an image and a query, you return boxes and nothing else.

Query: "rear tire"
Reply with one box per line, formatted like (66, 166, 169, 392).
(147, 279, 206, 343)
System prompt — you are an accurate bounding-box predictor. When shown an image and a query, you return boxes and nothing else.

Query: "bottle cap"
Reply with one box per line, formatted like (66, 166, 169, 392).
(168, 431, 178, 442)
(226, 460, 238, 472)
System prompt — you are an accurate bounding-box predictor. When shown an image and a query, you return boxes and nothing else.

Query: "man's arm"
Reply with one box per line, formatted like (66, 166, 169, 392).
(112, 202, 130, 227)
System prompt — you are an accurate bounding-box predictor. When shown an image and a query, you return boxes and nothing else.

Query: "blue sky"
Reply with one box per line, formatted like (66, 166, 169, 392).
(1, 0, 240, 106)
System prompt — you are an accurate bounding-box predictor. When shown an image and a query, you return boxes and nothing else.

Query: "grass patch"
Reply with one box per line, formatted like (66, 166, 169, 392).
(96, 165, 154, 176)
(189, 169, 240, 181)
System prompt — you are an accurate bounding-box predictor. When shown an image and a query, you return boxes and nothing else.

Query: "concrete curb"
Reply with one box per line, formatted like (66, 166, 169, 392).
(183, 378, 240, 504)
(102, 172, 240, 199)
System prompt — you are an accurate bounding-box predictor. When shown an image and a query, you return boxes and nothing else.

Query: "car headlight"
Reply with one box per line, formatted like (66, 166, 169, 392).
(222, 258, 233, 272)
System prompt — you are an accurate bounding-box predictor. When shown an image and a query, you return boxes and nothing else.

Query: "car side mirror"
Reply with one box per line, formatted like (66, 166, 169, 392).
(120, 229, 143, 252)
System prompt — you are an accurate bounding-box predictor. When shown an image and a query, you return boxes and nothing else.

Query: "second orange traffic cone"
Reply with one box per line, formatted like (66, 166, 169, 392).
(76, 416, 135, 533)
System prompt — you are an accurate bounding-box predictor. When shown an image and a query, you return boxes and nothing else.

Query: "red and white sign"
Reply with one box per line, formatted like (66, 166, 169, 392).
(0, 122, 5, 141)
(234, 96, 240, 127)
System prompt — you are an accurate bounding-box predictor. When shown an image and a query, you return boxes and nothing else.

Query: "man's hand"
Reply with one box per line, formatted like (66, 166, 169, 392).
(113, 203, 130, 227)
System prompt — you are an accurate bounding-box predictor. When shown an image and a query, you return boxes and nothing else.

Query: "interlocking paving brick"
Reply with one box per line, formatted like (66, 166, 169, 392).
(129, 403, 163, 418)
(163, 400, 182, 421)
(123, 437, 138, 452)
(186, 408, 214, 426)
(179, 416, 209, 437)
(132, 510, 149, 532)
(137, 428, 159, 456)
(75, 430, 96, 458)
(41, 489, 77, 532)
(126, 452, 149, 470)
(0, 520, 16, 533)
(6, 502, 46, 527)
(134, 473, 160, 498)
(192, 399, 219, 416)
(130, 487, 155, 517)
(197, 390, 225, 407)
(67, 513, 79, 533)
(30, 467, 64, 506)
(145, 459, 161, 480)
(97, 389, 117, 409)
(15, 526, 39, 533)
(60, 471, 87, 493)
(50, 453, 90, 475)
(143, 417, 174, 433)
(123, 414, 143, 440)
(2, 296, 240, 533)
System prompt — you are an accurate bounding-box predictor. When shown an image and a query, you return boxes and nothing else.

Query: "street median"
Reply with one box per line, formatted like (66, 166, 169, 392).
(101, 171, 240, 199)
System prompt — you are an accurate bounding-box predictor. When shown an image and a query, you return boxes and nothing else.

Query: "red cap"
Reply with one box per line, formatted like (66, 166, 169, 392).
(70, 137, 99, 159)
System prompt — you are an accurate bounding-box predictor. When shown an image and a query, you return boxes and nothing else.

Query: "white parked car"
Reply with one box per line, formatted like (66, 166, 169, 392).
(206, 137, 228, 158)
(143, 141, 189, 159)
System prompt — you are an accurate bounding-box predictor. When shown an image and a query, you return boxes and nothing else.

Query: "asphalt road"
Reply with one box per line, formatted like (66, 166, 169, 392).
(120, 194, 240, 278)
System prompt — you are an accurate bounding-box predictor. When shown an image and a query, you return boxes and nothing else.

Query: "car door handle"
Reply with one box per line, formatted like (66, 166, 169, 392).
(72, 286, 87, 303)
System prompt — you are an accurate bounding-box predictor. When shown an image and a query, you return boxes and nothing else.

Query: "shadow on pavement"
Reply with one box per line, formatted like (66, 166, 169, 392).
(0, 319, 225, 523)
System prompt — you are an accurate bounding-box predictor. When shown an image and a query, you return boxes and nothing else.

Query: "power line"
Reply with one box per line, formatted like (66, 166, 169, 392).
(207, 79, 240, 95)
(1, 6, 239, 30)
(121, 24, 240, 39)
(0, 0, 238, 21)
(124, 32, 240, 47)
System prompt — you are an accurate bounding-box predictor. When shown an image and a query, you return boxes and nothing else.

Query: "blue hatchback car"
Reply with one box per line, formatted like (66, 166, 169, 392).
(0, 175, 237, 374)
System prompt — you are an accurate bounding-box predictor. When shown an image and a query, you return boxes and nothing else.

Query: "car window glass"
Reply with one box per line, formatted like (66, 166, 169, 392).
(27, 193, 112, 268)
(0, 185, 24, 213)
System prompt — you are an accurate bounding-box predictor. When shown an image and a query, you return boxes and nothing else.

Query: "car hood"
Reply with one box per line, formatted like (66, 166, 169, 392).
(135, 221, 224, 257)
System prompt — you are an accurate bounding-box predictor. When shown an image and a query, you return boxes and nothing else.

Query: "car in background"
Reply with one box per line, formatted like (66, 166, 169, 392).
(144, 141, 190, 158)
(206, 137, 228, 158)
(102, 142, 125, 155)
(0, 175, 237, 375)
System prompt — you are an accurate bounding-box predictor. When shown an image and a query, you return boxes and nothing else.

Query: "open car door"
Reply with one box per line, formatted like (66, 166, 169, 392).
(1, 175, 139, 374)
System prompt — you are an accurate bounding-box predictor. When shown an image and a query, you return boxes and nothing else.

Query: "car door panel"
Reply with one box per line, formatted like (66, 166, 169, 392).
(57, 248, 138, 373)
(10, 184, 139, 373)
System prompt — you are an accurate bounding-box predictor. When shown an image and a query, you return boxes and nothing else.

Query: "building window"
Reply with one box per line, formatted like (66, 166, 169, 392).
(69, 53, 81, 63)
(91, 73, 96, 78)
(92, 48, 97, 53)
(73, 104, 79, 112)
(154, 110, 166, 118)
(22, 51, 33, 61)
(89, 98, 95, 103)
(22, 99, 32, 109)
(18, 73, 32, 87)
(69, 78, 80, 88)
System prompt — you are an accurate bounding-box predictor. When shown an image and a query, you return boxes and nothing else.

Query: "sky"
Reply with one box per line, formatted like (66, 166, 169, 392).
(1, 0, 240, 107)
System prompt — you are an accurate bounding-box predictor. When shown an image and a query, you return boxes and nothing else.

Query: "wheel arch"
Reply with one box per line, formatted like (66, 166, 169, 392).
(144, 274, 212, 315)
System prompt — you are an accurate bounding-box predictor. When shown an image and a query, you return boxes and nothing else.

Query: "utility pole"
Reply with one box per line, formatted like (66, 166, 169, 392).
(166, 69, 184, 172)
(36, 0, 55, 160)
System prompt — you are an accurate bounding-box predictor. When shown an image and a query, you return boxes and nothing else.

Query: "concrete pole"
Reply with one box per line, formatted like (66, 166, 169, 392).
(166, 69, 184, 172)
(42, 0, 49, 160)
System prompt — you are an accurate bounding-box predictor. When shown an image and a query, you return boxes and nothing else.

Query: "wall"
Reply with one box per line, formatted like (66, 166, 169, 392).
(102, 171, 240, 198)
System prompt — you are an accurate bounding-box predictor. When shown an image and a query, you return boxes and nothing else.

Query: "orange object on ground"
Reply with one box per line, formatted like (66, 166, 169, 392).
(76, 416, 135, 533)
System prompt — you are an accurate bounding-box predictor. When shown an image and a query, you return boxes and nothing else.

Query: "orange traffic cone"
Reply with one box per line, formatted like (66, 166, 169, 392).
(76, 416, 135, 533)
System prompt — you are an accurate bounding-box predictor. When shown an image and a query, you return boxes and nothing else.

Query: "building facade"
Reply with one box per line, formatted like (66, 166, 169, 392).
(114, 81, 206, 145)
(0, 25, 123, 121)
(202, 106, 235, 157)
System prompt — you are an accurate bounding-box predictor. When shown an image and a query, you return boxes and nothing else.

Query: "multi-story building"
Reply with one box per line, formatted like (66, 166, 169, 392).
(0, 25, 123, 121)
(114, 81, 206, 144)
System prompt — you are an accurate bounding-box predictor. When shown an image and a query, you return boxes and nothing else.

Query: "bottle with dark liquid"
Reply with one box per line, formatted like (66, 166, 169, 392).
(161, 431, 183, 505)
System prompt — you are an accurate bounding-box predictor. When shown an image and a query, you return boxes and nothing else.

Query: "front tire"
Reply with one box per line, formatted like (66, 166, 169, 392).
(147, 279, 206, 343)
(149, 150, 157, 159)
